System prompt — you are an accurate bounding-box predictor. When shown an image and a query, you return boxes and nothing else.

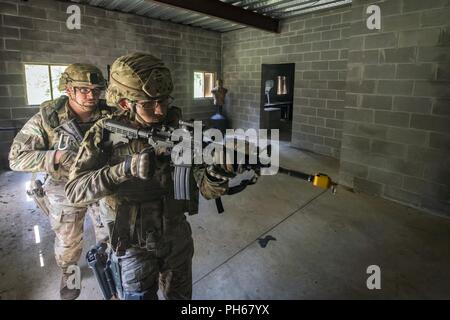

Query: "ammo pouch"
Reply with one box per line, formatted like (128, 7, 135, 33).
(27, 174, 50, 216)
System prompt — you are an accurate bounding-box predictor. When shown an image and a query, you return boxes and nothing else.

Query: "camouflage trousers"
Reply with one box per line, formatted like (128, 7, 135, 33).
(114, 221, 194, 300)
(44, 179, 108, 273)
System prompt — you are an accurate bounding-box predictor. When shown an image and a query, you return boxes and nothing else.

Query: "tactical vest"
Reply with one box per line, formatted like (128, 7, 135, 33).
(40, 95, 113, 151)
(40, 95, 113, 129)
(100, 107, 198, 256)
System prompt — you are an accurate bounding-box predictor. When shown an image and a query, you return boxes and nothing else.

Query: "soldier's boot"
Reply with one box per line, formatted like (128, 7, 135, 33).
(60, 273, 81, 300)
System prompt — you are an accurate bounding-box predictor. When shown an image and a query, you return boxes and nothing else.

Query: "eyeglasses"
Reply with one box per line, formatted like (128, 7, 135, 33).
(76, 87, 102, 95)
(132, 96, 174, 110)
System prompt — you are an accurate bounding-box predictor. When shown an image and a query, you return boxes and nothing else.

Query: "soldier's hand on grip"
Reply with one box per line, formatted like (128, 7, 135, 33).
(125, 148, 156, 180)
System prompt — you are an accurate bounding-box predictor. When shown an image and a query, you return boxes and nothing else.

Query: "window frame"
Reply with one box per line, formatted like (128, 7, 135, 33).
(24, 63, 69, 106)
(193, 70, 216, 100)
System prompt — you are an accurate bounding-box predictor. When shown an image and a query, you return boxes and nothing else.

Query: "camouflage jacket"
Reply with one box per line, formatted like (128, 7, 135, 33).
(8, 96, 112, 181)
(65, 108, 228, 211)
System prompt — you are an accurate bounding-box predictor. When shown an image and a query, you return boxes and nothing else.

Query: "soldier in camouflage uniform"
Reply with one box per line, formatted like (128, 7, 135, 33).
(65, 53, 237, 300)
(8, 63, 112, 300)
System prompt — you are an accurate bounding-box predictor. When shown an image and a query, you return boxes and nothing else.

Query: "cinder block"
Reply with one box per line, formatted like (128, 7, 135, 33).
(418, 47, 450, 62)
(410, 114, 450, 133)
(325, 118, 343, 129)
(0, 26, 20, 39)
(348, 50, 379, 64)
(340, 160, 368, 178)
(386, 127, 428, 145)
(3, 15, 33, 29)
(303, 71, 320, 80)
(303, 33, 321, 43)
(300, 124, 316, 134)
(384, 158, 424, 177)
(289, 20, 305, 32)
(368, 168, 403, 188)
(421, 7, 450, 27)
(318, 89, 336, 99)
(382, 13, 421, 32)
(329, 60, 347, 70)
(320, 70, 339, 80)
(364, 33, 397, 49)
(324, 137, 340, 148)
(0, 74, 23, 85)
(322, 30, 341, 40)
(11, 107, 38, 119)
(363, 64, 396, 79)
(275, 37, 289, 46)
(414, 81, 450, 98)
(344, 108, 374, 122)
(381, 47, 416, 63)
(354, 177, 383, 196)
(384, 186, 422, 207)
(429, 132, 450, 150)
(317, 127, 334, 137)
(0, 2, 17, 15)
(342, 134, 370, 151)
(317, 108, 335, 118)
(347, 80, 376, 94)
(312, 61, 329, 70)
(330, 39, 348, 49)
(432, 98, 450, 116)
(305, 17, 322, 29)
(371, 139, 406, 158)
(21, 29, 49, 41)
(322, 14, 342, 26)
(436, 64, 450, 81)
(310, 80, 328, 89)
(397, 63, 434, 80)
(423, 165, 450, 186)
(403, 0, 446, 12)
(393, 96, 432, 114)
(0, 86, 8, 97)
(328, 81, 346, 90)
(313, 41, 330, 51)
(304, 52, 321, 61)
(403, 176, 448, 199)
(361, 95, 393, 110)
(300, 107, 317, 116)
(407, 145, 448, 162)
(18, 5, 47, 19)
(398, 29, 441, 48)
(289, 35, 304, 44)
(0, 108, 11, 120)
(378, 80, 414, 95)
(374, 111, 410, 128)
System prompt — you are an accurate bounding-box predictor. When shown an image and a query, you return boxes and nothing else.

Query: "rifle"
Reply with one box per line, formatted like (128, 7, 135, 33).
(103, 119, 337, 213)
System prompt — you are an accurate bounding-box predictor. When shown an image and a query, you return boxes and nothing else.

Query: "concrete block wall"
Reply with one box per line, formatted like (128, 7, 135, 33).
(340, 0, 450, 216)
(222, 6, 352, 158)
(0, 0, 221, 168)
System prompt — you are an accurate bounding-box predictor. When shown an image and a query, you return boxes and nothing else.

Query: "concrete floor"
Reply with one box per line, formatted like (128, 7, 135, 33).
(1, 143, 449, 299)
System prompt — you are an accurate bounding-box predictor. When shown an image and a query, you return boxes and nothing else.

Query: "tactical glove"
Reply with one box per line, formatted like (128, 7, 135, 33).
(124, 148, 156, 180)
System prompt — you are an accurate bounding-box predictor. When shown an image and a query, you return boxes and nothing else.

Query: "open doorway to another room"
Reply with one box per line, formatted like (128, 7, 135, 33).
(260, 63, 295, 142)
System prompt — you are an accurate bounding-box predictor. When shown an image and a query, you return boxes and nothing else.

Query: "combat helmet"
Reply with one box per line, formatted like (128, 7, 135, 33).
(105, 52, 173, 109)
(58, 63, 106, 91)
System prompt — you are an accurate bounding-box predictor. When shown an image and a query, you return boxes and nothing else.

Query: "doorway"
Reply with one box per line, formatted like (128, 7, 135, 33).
(260, 63, 295, 142)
